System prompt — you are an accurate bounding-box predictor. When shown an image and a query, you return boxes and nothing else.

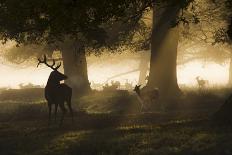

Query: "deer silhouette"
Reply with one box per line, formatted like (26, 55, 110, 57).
(196, 76, 208, 88)
(37, 55, 73, 126)
(133, 85, 159, 112)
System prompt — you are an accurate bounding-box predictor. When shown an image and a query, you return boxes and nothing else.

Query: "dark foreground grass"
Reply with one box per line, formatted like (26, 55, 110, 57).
(0, 88, 231, 155)
(0, 116, 232, 155)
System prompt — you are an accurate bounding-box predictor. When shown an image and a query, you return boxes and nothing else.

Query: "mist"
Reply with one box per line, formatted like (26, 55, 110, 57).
(1, 1, 232, 154)
(0, 51, 229, 89)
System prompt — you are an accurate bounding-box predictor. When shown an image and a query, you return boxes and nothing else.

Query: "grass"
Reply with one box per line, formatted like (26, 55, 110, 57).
(1, 118, 232, 155)
(0, 87, 232, 155)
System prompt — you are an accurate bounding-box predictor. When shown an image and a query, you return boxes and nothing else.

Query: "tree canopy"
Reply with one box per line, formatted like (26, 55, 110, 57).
(0, 0, 198, 45)
(0, 0, 150, 45)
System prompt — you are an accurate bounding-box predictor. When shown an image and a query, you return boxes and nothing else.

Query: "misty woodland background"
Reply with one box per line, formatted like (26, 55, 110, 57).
(1, 0, 232, 155)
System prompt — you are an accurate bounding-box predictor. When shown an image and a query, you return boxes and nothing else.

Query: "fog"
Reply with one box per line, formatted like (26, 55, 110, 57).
(0, 54, 229, 89)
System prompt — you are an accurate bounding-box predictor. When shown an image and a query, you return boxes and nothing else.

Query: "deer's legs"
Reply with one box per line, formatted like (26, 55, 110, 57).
(141, 104, 144, 112)
(48, 103, 52, 124)
(59, 103, 66, 126)
(140, 99, 148, 112)
(141, 103, 146, 112)
(54, 104, 58, 123)
(67, 102, 74, 122)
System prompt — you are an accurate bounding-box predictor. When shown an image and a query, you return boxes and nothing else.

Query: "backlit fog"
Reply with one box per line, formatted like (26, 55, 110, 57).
(0, 53, 229, 89)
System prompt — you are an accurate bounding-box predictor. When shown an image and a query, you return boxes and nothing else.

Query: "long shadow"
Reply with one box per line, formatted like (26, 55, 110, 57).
(40, 119, 232, 155)
(1, 104, 231, 155)
(0, 91, 228, 155)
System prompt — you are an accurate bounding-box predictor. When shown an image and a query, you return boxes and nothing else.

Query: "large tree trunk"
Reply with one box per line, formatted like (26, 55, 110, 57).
(61, 41, 91, 96)
(147, 5, 181, 100)
(138, 52, 150, 86)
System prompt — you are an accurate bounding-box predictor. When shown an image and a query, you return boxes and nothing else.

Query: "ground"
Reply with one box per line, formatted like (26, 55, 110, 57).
(0, 87, 232, 155)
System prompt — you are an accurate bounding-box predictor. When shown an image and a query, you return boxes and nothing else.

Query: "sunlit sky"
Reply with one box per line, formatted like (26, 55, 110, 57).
(0, 59, 229, 89)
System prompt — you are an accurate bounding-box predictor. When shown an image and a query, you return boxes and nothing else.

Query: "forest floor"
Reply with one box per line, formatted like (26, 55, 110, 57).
(0, 87, 232, 155)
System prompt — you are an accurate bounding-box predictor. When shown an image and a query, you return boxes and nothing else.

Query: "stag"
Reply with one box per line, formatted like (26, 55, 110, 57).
(37, 55, 73, 126)
(133, 85, 159, 111)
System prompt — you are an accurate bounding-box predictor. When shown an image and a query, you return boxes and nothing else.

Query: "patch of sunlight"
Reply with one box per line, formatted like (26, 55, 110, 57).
(192, 133, 213, 142)
(117, 125, 155, 131)
(47, 130, 93, 152)
(52, 130, 92, 142)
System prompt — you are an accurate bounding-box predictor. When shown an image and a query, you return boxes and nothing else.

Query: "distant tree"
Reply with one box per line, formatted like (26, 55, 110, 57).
(183, 0, 232, 85)
(177, 0, 232, 85)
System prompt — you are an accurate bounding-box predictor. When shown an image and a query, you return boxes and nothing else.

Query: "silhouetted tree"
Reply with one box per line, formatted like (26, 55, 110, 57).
(0, 0, 147, 95)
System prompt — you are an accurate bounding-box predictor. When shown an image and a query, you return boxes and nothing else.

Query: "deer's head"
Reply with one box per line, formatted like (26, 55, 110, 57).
(133, 85, 141, 95)
(37, 55, 67, 84)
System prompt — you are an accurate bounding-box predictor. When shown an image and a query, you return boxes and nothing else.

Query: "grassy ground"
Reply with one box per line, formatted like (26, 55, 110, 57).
(0, 87, 232, 155)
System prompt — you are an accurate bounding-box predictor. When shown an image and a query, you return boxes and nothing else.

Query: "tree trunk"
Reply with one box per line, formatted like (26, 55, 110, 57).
(61, 41, 91, 96)
(147, 5, 181, 100)
(138, 52, 150, 86)
(228, 55, 232, 86)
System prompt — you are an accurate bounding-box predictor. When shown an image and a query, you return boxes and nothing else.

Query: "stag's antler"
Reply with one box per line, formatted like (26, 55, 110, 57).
(37, 55, 61, 70)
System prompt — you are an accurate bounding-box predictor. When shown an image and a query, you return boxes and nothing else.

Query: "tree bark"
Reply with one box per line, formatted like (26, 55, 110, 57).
(138, 52, 150, 86)
(61, 40, 91, 96)
(147, 5, 181, 99)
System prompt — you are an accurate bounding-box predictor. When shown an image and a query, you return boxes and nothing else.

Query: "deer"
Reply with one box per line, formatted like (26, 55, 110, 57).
(37, 55, 73, 126)
(196, 76, 208, 88)
(133, 85, 159, 112)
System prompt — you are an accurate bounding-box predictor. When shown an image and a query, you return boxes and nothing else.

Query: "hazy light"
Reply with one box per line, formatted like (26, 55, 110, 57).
(177, 61, 229, 86)
(0, 60, 229, 89)
(0, 65, 50, 88)
(88, 59, 139, 85)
